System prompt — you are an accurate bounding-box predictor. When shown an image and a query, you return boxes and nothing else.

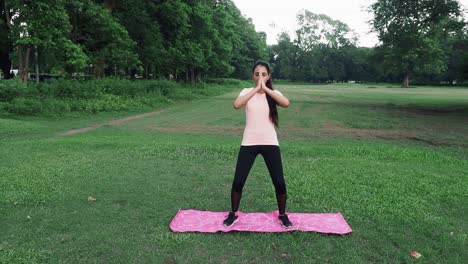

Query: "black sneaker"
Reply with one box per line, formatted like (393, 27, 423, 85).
(223, 211, 238, 227)
(278, 214, 293, 228)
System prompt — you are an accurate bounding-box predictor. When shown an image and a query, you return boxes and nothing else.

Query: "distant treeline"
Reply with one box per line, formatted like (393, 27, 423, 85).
(1, 0, 268, 83)
(0, 0, 467, 86)
(271, 4, 467, 86)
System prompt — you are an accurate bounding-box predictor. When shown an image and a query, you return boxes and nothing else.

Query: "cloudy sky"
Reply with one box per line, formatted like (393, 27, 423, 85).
(231, 0, 468, 47)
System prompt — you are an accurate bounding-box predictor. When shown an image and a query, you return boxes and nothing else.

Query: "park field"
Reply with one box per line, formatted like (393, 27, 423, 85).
(1, 83, 467, 263)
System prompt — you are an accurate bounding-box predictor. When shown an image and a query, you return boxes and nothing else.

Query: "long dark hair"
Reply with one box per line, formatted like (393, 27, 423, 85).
(252, 60, 279, 127)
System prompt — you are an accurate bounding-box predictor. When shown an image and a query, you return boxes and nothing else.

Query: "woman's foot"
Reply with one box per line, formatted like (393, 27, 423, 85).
(223, 211, 238, 227)
(278, 214, 293, 228)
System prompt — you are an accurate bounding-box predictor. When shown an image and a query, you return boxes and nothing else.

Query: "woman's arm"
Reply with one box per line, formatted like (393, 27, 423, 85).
(233, 86, 261, 109)
(263, 86, 290, 108)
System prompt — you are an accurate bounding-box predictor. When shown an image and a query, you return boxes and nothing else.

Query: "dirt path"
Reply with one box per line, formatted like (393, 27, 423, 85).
(55, 109, 165, 137)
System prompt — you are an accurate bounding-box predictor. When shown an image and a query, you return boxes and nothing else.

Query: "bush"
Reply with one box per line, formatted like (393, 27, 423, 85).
(204, 78, 244, 86)
(5, 98, 43, 115)
(0, 80, 28, 102)
(0, 78, 246, 116)
(42, 99, 72, 115)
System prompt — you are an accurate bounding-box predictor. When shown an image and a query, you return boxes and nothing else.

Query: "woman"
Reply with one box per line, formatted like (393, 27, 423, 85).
(223, 60, 292, 228)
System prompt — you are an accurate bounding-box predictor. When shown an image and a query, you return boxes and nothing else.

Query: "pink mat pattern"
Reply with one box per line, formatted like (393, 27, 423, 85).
(169, 209, 353, 234)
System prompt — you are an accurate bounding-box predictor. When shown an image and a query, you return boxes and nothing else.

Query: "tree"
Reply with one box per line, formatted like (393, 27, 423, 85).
(370, 0, 464, 87)
(110, 0, 166, 79)
(295, 10, 357, 51)
(442, 20, 468, 84)
(5, 0, 88, 82)
(1, 0, 271, 81)
(272, 10, 358, 82)
(270, 32, 297, 80)
(224, 3, 268, 79)
(184, 1, 215, 82)
(344, 47, 385, 82)
(0, 0, 14, 79)
(66, 0, 140, 77)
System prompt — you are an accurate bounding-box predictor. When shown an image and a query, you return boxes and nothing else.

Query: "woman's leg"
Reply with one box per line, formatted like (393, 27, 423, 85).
(261, 145, 287, 215)
(230, 146, 258, 212)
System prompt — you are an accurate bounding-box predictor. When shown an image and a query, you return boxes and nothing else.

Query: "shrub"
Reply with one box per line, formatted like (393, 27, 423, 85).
(0, 80, 28, 102)
(5, 98, 43, 115)
(0, 78, 246, 116)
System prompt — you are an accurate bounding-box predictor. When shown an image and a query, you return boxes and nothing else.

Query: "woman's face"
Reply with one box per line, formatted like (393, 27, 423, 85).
(252, 65, 270, 84)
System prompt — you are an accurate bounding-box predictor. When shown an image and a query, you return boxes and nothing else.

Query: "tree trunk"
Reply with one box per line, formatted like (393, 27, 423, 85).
(190, 68, 195, 84)
(34, 45, 39, 83)
(0, 51, 13, 79)
(103, 0, 116, 12)
(1, 0, 14, 79)
(94, 59, 105, 77)
(23, 45, 31, 82)
(4, 0, 11, 30)
(71, 12, 78, 41)
(18, 45, 31, 83)
(401, 73, 409, 88)
(18, 45, 23, 78)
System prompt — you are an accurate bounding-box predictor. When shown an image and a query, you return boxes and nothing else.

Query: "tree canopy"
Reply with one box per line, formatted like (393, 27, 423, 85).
(370, 0, 466, 87)
(1, 0, 268, 82)
(0, 0, 466, 85)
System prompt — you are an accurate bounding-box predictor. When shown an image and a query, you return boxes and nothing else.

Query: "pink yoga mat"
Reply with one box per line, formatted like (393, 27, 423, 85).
(169, 209, 353, 234)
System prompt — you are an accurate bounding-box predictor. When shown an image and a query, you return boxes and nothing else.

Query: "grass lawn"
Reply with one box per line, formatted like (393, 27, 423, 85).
(1, 83, 467, 263)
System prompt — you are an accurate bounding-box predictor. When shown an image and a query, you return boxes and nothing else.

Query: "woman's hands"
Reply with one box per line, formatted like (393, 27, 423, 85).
(255, 76, 269, 91)
(254, 77, 262, 91)
(235, 74, 289, 109)
(258, 76, 290, 108)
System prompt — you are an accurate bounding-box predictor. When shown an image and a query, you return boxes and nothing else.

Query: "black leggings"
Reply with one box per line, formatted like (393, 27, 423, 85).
(230, 145, 288, 214)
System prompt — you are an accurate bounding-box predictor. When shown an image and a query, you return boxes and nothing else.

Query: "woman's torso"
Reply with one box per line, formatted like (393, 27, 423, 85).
(239, 88, 281, 146)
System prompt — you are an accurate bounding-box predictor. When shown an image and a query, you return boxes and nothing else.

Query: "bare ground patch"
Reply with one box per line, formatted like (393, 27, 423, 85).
(145, 120, 465, 147)
(282, 121, 418, 139)
(55, 109, 166, 137)
(284, 122, 468, 147)
(53, 108, 466, 147)
(146, 124, 243, 135)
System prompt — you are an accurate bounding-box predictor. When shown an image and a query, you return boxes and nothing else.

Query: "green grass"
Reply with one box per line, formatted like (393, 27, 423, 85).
(1, 83, 467, 263)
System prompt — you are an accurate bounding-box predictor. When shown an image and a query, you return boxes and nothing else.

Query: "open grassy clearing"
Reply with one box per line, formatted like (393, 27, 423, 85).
(1, 83, 467, 263)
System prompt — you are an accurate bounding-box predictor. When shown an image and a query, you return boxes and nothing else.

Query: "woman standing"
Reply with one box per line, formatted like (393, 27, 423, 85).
(223, 60, 292, 228)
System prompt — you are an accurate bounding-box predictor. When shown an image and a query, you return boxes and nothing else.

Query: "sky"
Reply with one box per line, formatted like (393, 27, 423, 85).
(231, 0, 468, 47)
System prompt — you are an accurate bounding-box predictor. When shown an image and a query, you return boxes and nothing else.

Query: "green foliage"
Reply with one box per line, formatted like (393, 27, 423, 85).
(296, 11, 357, 81)
(271, 11, 363, 83)
(10, 0, 70, 47)
(204, 78, 248, 86)
(440, 21, 468, 84)
(0, 11, 10, 53)
(8, 0, 88, 72)
(57, 38, 88, 73)
(4, 97, 44, 115)
(2, 1, 465, 85)
(270, 4, 467, 85)
(296, 10, 357, 50)
(67, 0, 141, 76)
(0, 79, 28, 101)
(111, 0, 166, 78)
(370, 0, 465, 85)
(0, 78, 249, 116)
